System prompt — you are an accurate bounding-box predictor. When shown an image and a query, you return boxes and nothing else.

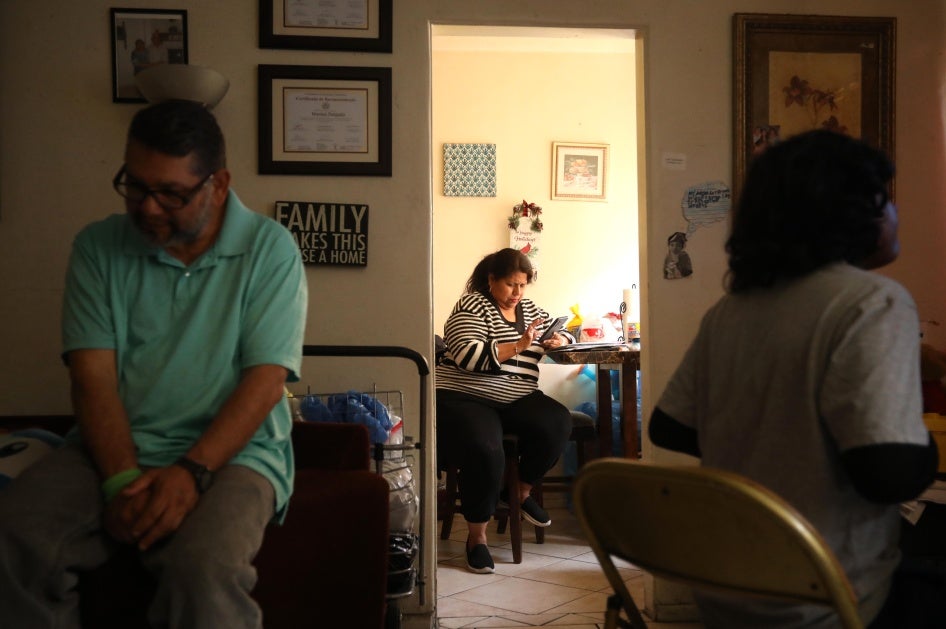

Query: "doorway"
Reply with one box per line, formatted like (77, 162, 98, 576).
(430, 25, 646, 626)
(431, 24, 643, 409)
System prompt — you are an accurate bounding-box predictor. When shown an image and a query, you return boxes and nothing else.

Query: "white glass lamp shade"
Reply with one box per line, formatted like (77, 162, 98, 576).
(134, 64, 229, 109)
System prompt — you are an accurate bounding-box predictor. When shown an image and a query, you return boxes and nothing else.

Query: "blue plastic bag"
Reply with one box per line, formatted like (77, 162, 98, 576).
(299, 391, 392, 444)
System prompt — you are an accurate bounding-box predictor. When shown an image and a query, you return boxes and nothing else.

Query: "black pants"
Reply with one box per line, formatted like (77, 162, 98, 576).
(437, 389, 572, 523)
(870, 503, 946, 628)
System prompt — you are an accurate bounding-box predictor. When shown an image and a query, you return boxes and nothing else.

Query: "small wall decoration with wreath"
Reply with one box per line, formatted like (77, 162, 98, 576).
(508, 199, 543, 275)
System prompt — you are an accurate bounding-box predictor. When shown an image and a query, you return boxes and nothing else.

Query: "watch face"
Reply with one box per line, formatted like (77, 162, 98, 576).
(195, 468, 212, 492)
(177, 457, 213, 493)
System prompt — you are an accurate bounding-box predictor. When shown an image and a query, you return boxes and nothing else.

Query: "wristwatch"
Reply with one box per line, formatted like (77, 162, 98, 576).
(174, 456, 213, 493)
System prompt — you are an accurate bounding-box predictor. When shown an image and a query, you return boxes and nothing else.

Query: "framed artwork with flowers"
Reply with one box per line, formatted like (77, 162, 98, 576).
(551, 142, 608, 201)
(733, 14, 895, 200)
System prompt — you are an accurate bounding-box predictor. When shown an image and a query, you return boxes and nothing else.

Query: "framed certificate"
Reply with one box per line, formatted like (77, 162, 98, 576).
(259, 0, 392, 52)
(258, 65, 392, 176)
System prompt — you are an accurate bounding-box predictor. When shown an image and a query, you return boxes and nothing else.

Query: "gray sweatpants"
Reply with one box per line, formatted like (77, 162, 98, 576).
(0, 443, 275, 629)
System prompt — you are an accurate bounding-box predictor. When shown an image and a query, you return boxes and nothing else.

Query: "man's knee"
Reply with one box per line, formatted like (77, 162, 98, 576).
(0, 486, 59, 568)
(167, 546, 252, 588)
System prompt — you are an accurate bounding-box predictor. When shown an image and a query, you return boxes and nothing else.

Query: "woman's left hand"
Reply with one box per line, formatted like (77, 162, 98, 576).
(541, 333, 569, 350)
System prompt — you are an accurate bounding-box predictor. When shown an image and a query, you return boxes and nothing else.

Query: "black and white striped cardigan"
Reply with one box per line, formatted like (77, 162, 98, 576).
(436, 291, 554, 404)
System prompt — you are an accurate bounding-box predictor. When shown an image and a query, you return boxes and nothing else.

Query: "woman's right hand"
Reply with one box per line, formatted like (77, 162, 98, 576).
(502, 319, 543, 362)
(521, 319, 543, 348)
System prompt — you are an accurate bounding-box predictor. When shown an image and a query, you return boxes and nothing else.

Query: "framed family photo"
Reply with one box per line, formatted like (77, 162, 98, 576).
(551, 142, 609, 201)
(258, 64, 392, 176)
(733, 13, 895, 197)
(259, 0, 392, 52)
(110, 8, 188, 103)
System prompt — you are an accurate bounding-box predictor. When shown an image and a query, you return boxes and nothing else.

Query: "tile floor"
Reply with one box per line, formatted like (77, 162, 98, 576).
(435, 504, 705, 628)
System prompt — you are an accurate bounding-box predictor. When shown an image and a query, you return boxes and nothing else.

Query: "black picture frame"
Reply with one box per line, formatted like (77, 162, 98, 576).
(259, 0, 392, 53)
(110, 8, 188, 103)
(258, 64, 392, 176)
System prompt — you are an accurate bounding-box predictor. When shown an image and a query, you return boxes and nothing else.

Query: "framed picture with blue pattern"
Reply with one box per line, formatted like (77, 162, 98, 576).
(443, 143, 497, 197)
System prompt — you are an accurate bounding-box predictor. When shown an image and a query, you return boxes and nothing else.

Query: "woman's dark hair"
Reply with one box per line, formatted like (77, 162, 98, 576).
(127, 100, 226, 177)
(726, 130, 893, 293)
(464, 248, 534, 294)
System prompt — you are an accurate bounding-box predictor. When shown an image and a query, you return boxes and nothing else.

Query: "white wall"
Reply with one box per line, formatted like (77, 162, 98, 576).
(3, 0, 945, 623)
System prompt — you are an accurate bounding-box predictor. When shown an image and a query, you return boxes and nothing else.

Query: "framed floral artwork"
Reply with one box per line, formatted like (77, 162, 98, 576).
(733, 14, 895, 199)
(551, 142, 608, 201)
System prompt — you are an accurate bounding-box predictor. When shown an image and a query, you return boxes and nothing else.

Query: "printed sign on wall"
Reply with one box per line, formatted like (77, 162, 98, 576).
(507, 200, 543, 277)
(681, 181, 730, 236)
(274, 201, 369, 266)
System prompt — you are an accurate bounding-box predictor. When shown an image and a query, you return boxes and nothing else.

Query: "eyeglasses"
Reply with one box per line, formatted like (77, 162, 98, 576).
(113, 165, 214, 211)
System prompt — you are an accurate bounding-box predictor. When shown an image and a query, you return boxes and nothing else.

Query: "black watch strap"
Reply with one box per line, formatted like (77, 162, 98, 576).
(174, 456, 213, 493)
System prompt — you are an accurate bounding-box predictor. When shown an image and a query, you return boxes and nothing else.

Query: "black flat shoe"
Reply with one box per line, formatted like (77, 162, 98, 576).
(498, 489, 552, 527)
(520, 495, 551, 527)
(466, 543, 495, 574)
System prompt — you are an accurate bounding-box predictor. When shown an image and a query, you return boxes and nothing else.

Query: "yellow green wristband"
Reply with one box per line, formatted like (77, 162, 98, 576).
(102, 468, 143, 503)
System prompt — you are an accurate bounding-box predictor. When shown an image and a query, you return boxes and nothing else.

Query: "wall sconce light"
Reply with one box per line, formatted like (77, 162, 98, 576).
(134, 64, 229, 109)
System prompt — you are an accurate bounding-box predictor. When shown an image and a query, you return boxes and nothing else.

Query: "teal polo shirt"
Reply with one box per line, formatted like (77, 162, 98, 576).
(62, 191, 307, 519)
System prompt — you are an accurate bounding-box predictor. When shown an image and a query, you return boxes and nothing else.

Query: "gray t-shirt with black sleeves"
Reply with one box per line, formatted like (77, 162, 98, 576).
(657, 263, 928, 628)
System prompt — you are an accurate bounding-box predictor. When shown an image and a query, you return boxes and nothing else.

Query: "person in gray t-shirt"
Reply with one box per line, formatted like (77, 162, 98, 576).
(651, 130, 940, 628)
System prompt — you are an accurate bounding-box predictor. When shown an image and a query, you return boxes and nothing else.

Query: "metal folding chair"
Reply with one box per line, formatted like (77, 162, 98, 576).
(572, 459, 863, 629)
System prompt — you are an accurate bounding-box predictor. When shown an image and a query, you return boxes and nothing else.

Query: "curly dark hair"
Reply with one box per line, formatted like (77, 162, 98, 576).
(726, 130, 893, 293)
(464, 248, 534, 295)
(127, 100, 226, 178)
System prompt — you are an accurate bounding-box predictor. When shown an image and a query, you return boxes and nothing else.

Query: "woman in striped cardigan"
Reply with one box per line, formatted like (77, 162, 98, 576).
(437, 248, 573, 573)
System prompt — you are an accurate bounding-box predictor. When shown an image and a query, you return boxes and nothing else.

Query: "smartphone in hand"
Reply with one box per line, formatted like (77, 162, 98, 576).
(537, 316, 569, 343)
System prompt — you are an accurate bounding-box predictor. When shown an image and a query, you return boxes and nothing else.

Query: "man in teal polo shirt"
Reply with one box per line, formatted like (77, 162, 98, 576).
(0, 100, 307, 628)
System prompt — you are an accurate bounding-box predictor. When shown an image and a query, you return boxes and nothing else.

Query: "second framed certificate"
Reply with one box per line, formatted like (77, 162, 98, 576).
(258, 65, 392, 176)
(259, 0, 392, 52)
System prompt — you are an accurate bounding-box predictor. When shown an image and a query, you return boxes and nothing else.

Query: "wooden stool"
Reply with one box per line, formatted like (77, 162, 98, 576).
(438, 435, 543, 564)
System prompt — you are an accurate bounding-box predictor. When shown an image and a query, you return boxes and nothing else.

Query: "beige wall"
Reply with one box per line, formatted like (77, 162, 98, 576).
(432, 36, 638, 329)
(432, 29, 638, 409)
(3, 0, 945, 623)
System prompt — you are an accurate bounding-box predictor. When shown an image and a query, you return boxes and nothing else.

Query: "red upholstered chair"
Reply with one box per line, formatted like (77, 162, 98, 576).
(251, 421, 390, 629)
(1, 416, 391, 629)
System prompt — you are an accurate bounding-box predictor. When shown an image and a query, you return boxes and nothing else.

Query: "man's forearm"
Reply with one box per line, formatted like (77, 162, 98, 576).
(77, 399, 138, 479)
(69, 349, 138, 478)
(185, 364, 288, 470)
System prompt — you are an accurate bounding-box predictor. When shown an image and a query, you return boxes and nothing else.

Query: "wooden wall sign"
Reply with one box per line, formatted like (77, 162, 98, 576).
(274, 200, 369, 266)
